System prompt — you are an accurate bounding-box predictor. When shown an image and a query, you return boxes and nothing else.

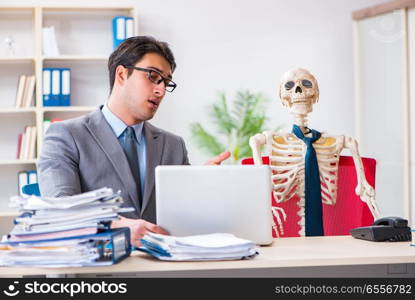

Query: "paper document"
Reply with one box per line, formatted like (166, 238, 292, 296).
(139, 233, 259, 261)
(2, 187, 134, 267)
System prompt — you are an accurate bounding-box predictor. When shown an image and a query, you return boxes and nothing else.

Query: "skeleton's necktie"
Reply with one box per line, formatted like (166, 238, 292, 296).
(120, 126, 143, 210)
(292, 124, 324, 236)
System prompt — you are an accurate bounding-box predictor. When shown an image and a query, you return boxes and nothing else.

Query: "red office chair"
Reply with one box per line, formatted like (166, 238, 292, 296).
(241, 156, 376, 237)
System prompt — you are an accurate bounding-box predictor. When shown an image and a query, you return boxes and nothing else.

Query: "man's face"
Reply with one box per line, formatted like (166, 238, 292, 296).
(121, 52, 173, 123)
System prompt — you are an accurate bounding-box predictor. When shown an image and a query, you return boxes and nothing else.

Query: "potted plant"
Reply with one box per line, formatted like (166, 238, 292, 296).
(190, 90, 281, 164)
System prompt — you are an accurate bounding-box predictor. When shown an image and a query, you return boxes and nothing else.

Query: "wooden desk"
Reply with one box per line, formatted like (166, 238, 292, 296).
(1, 236, 414, 278)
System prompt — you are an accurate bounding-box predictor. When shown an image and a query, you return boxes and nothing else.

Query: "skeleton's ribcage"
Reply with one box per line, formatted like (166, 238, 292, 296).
(269, 135, 341, 205)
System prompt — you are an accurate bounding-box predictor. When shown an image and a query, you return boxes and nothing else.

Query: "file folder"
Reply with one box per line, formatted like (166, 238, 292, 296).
(27, 170, 37, 185)
(112, 16, 134, 49)
(51, 69, 60, 106)
(60, 68, 70, 106)
(18, 171, 37, 196)
(113, 16, 125, 49)
(42, 68, 52, 106)
(125, 17, 134, 39)
(1, 228, 131, 266)
(18, 171, 28, 196)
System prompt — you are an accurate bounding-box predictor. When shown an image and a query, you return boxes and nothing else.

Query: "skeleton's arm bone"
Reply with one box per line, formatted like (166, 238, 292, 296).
(344, 136, 381, 219)
(249, 133, 267, 165)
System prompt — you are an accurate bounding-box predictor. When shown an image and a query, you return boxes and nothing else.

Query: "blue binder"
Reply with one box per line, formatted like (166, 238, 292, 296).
(112, 16, 134, 49)
(60, 68, 71, 106)
(27, 170, 37, 185)
(51, 68, 60, 106)
(42, 68, 52, 106)
(22, 183, 40, 197)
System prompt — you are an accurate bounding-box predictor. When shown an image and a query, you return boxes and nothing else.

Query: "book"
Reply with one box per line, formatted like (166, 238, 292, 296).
(21, 77, 30, 108)
(16, 133, 23, 159)
(19, 126, 35, 160)
(23, 75, 36, 107)
(18, 126, 28, 160)
(15, 75, 26, 108)
(24, 126, 31, 160)
(28, 126, 36, 159)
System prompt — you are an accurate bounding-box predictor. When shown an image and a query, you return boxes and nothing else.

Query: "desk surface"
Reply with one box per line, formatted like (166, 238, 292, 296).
(1, 236, 414, 277)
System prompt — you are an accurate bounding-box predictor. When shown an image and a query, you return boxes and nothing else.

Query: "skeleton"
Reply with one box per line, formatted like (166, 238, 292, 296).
(249, 68, 380, 236)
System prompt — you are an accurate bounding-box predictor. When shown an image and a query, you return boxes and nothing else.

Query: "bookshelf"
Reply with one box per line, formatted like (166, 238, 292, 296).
(0, 3, 137, 214)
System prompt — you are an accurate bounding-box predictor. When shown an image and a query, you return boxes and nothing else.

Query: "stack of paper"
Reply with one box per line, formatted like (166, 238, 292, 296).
(0, 239, 100, 267)
(0, 188, 134, 267)
(139, 233, 259, 261)
(7, 187, 132, 239)
(0, 228, 131, 267)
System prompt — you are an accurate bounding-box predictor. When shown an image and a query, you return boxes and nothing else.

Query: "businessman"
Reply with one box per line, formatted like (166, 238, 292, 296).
(38, 36, 230, 246)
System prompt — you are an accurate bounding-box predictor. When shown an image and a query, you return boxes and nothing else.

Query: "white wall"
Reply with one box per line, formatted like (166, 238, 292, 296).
(134, 0, 388, 163)
(3, 0, 388, 164)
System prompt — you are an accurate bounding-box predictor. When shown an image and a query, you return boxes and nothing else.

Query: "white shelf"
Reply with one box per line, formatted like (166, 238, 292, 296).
(43, 55, 108, 61)
(43, 5, 135, 11)
(0, 160, 37, 166)
(0, 212, 19, 217)
(0, 56, 34, 62)
(0, 108, 36, 113)
(0, 3, 136, 217)
(42, 106, 97, 112)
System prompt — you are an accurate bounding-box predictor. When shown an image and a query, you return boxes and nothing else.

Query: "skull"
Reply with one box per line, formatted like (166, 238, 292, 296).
(279, 68, 319, 115)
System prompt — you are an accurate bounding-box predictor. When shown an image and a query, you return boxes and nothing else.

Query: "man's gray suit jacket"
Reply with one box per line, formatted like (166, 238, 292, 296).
(38, 107, 190, 223)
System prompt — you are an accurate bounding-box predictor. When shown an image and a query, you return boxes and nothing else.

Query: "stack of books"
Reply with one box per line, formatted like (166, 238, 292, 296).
(0, 187, 134, 267)
(139, 232, 259, 261)
(15, 74, 36, 108)
(16, 126, 37, 160)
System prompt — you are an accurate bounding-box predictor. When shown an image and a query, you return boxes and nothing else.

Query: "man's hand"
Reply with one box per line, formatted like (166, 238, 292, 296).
(111, 216, 169, 247)
(205, 151, 231, 165)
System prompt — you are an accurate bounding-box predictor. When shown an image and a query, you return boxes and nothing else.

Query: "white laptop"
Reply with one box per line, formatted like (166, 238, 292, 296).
(155, 165, 273, 245)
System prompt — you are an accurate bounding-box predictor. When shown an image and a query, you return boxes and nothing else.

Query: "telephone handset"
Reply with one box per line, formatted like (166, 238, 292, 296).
(373, 217, 408, 228)
(350, 217, 411, 242)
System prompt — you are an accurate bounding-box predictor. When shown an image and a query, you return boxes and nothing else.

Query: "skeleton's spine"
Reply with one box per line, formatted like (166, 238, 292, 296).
(297, 171, 305, 236)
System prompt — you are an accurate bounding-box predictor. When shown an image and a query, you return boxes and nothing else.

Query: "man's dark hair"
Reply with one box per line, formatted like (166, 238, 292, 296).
(108, 36, 176, 93)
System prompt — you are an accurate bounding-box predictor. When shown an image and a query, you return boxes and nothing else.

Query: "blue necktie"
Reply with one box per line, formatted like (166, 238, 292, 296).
(120, 127, 143, 209)
(292, 124, 324, 236)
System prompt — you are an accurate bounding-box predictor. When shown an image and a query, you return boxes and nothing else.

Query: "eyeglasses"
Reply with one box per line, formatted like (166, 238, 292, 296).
(125, 66, 177, 92)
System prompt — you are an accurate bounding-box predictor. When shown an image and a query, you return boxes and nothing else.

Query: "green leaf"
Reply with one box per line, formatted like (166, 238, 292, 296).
(211, 93, 237, 136)
(190, 123, 225, 156)
(189, 89, 283, 164)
